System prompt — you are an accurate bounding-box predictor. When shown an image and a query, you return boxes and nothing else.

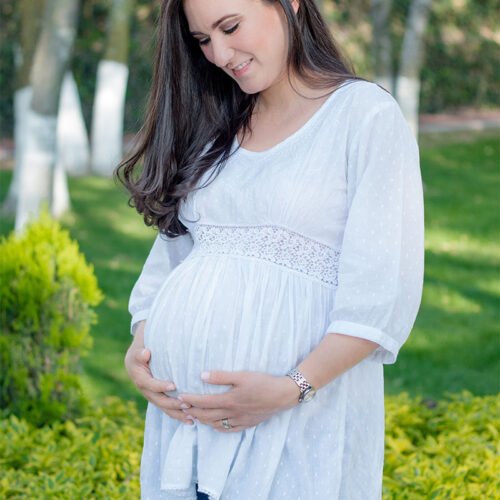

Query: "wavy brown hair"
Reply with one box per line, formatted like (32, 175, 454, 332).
(116, 0, 365, 237)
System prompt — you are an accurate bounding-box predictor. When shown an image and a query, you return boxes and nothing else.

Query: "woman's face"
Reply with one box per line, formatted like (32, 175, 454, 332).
(183, 0, 299, 95)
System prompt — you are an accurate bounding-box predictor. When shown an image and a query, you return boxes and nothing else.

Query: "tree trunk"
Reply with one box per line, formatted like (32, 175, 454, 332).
(91, 0, 135, 176)
(15, 0, 80, 232)
(2, 0, 41, 215)
(395, 0, 433, 136)
(57, 71, 90, 176)
(370, 0, 393, 93)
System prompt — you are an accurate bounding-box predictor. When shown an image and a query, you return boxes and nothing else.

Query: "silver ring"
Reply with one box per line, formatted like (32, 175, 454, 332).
(222, 418, 232, 430)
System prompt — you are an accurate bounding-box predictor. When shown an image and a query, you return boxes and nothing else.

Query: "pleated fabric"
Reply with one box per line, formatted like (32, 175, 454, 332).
(129, 80, 424, 500)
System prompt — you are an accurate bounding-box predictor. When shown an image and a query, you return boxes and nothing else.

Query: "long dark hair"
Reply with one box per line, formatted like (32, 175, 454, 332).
(116, 0, 364, 237)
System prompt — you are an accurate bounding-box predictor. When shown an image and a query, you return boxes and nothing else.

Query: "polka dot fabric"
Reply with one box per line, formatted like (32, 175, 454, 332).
(128, 80, 424, 500)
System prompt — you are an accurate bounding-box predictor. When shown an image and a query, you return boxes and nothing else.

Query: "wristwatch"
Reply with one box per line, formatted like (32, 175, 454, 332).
(286, 368, 317, 403)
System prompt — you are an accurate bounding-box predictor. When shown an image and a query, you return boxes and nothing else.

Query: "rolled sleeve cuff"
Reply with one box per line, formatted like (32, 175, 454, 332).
(326, 320, 400, 364)
(130, 310, 150, 335)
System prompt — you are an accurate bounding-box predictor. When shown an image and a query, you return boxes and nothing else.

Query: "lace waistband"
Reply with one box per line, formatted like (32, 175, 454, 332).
(191, 224, 340, 286)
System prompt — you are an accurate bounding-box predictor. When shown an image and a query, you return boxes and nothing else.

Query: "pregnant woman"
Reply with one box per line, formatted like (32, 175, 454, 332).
(118, 0, 424, 498)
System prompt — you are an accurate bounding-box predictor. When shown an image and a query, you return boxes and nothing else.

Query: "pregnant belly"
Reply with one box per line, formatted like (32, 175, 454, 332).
(144, 254, 335, 395)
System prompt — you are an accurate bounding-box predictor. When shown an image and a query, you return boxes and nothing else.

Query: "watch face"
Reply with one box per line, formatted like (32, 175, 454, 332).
(302, 387, 316, 403)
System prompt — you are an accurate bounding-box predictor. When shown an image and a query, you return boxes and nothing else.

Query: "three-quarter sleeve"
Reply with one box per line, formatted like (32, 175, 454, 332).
(326, 99, 424, 364)
(128, 231, 194, 334)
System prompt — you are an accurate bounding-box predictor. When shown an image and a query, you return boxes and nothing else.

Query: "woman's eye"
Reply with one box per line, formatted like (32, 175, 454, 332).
(223, 23, 239, 35)
(196, 22, 239, 46)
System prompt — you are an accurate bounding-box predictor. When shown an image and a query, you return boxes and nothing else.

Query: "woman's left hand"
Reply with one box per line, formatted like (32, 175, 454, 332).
(177, 371, 300, 432)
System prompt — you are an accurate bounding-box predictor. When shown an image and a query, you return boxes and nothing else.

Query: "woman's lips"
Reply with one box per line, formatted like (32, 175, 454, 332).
(232, 59, 252, 78)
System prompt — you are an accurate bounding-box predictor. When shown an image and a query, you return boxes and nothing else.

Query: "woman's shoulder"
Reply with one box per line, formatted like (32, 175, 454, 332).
(340, 79, 396, 106)
(339, 78, 395, 102)
(335, 79, 405, 130)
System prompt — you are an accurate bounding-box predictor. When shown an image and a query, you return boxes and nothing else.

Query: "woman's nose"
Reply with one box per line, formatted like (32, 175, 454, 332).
(210, 38, 235, 68)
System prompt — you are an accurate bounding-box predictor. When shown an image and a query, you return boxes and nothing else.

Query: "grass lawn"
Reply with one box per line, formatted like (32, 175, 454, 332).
(1, 130, 498, 411)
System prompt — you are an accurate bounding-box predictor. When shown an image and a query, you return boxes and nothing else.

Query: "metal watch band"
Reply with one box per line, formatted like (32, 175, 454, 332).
(286, 368, 316, 402)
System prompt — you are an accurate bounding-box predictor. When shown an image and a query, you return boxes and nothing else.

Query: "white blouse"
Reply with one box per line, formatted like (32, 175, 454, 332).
(129, 80, 424, 500)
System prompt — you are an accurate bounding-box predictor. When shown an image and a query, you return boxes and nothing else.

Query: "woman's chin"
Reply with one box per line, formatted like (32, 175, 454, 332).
(233, 76, 268, 95)
(237, 82, 262, 95)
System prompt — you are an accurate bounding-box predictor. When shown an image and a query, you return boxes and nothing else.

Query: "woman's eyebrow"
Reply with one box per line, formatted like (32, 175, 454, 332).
(190, 14, 239, 35)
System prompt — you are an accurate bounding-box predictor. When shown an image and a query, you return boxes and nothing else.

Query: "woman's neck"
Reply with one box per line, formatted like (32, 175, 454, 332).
(255, 71, 336, 118)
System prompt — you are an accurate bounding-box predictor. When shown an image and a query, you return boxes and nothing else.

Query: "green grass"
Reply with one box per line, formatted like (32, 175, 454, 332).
(385, 130, 500, 397)
(1, 130, 499, 410)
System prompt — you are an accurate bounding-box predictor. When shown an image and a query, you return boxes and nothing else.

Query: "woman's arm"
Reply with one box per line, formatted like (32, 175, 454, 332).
(296, 332, 379, 390)
(177, 334, 379, 432)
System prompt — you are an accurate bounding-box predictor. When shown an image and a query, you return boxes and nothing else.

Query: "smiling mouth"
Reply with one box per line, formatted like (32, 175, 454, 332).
(232, 59, 252, 76)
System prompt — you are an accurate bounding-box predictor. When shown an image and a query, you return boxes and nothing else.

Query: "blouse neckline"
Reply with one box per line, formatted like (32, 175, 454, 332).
(234, 79, 356, 157)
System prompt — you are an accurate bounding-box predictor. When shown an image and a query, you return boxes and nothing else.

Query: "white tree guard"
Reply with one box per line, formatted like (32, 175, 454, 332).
(3, 86, 32, 214)
(91, 60, 129, 176)
(52, 151, 71, 217)
(396, 75, 420, 136)
(57, 71, 90, 176)
(396, 0, 433, 137)
(15, 111, 69, 231)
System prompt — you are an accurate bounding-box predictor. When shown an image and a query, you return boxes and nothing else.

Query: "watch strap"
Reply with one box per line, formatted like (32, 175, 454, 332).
(286, 368, 315, 402)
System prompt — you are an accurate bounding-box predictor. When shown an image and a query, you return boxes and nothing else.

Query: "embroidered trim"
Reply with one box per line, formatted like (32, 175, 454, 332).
(192, 224, 340, 286)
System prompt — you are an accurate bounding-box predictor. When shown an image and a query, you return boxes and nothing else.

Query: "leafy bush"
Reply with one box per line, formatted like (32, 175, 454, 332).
(0, 398, 142, 498)
(384, 392, 500, 498)
(0, 393, 497, 497)
(0, 214, 102, 426)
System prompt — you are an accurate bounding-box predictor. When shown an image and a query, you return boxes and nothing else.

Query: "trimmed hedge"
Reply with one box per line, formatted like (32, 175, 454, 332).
(0, 398, 142, 498)
(0, 393, 497, 498)
(384, 392, 500, 498)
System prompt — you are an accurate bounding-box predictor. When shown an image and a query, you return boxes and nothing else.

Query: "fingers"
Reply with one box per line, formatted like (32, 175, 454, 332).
(212, 417, 245, 433)
(202, 370, 243, 386)
(143, 390, 194, 425)
(136, 371, 175, 394)
(178, 392, 230, 409)
(182, 410, 243, 432)
(183, 407, 234, 424)
(137, 347, 151, 363)
(124, 342, 196, 425)
(126, 345, 175, 393)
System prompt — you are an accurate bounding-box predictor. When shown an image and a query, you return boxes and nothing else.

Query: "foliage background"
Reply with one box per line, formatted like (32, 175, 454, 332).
(0, 0, 499, 137)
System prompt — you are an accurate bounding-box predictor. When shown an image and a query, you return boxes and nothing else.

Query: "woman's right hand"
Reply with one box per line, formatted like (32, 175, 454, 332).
(124, 321, 194, 425)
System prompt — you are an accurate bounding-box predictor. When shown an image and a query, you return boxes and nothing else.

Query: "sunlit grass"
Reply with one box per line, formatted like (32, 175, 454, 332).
(1, 129, 499, 409)
(385, 130, 499, 397)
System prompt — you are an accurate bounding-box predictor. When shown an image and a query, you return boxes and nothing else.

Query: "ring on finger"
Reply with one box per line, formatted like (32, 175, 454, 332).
(221, 417, 232, 430)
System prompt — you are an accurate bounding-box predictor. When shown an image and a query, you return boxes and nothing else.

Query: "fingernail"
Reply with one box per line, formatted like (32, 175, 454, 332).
(180, 403, 191, 410)
(201, 371, 209, 381)
(165, 383, 175, 391)
(141, 348, 147, 356)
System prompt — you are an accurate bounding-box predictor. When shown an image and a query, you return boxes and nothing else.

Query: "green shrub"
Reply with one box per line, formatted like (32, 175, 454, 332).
(0, 398, 142, 498)
(0, 213, 102, 426)
(384, 392, 500, 499)
(0, 393, 497, 498)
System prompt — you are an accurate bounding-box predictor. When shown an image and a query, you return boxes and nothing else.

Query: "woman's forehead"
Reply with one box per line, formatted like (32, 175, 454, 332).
(183, 0, 258, 30)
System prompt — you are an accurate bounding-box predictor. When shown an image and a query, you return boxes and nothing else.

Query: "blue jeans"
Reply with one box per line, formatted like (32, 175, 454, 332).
(196, 484, 210, 499)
